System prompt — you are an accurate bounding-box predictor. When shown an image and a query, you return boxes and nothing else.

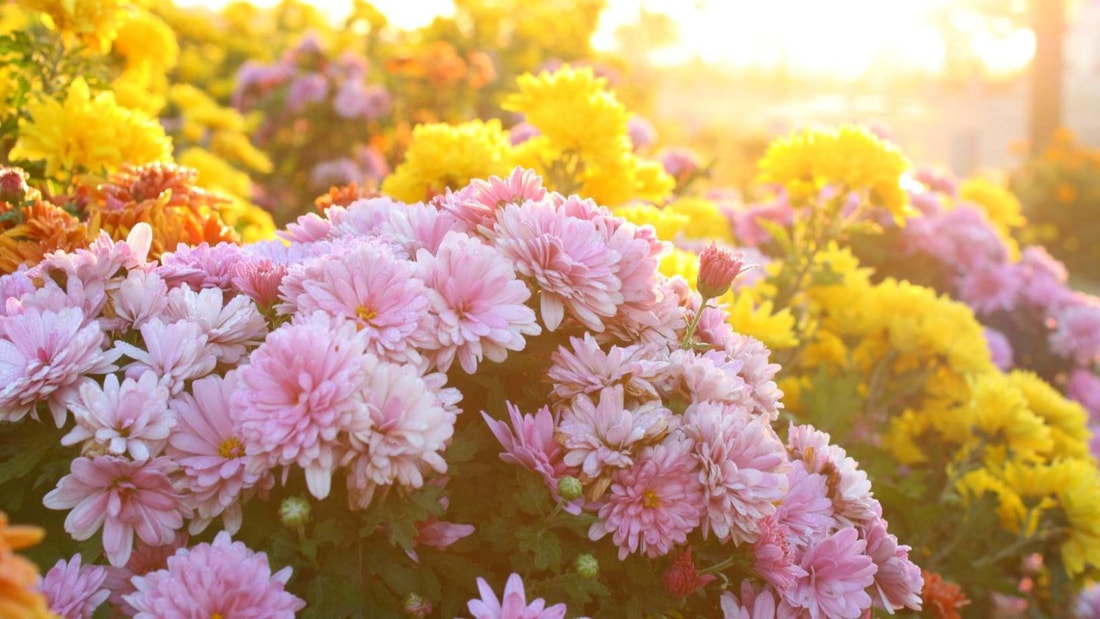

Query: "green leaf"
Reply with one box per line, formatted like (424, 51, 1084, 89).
(516, 524, 562, 571)
(756, 218, 794, 255)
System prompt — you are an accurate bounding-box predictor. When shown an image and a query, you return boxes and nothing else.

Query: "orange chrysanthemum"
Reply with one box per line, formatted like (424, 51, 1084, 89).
(313, 181, 379, 215)
(0, 512, 52, 619)
(920, 570, 970, 619)
(0, 198, 91, 274)
(85, 162, 240, 259)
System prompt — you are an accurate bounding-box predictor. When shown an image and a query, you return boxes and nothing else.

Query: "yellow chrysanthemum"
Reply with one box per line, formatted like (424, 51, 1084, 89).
(958, 177, 1025, 260)
(177, 147, 252, 199)
(614, 203, 690, 241)
(758, 125, 912, 223)
(1008, 370, 1091, 459)
(503, 65, 631, 165)
(967, 373, 1054, 458)
(211, 131, 273, 174)
(0, 3, 31, 34)
(170, 84, 247, 133)
(112, 9, 178, 71)
(663, 197, 734, 242)
(956, 467, 1030, 534)
(882, 409, 931, 465)
(724, 293, 799, 350)
(659, 247, 699, 284)
(578, 155, 674, 206)
(10, 77, 172, 180)
(218, 198, 277, 244)
(1054, 459, 1100, 576)
(111, 65, 168, 115)
(381, 119, 514, 203)
(18, 0, 125, 51)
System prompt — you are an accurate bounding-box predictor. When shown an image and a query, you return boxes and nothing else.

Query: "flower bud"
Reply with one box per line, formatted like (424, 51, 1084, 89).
(0, 166, 29, 204)
(661, 547, 716, 598)
(279, 495, 311, 529)
(402, 592, 433, 618)
(574, 553, 599, 579)
(557, 476, 583, 501)
(697, 243, 745, 299)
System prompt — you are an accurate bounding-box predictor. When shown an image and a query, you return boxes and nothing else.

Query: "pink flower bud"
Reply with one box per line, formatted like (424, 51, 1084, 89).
(661, 547, 716, 598)
(697, 243, 744, 299)
(0, 166, 29, 204)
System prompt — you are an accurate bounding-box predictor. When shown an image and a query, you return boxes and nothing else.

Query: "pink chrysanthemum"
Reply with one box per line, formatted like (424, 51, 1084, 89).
(102, 531, 189, 612)
(558, 385, 672, 480)
(1068, 368, 1100, 416)
(62, 371, 173, 461)
(588, 435, 705, 560)
(683, 402, 790, 544)
(378, 202, 470, 256)
(547, 333, 665, 408)
(169, 373, 272, 534)
(466, 572, 567, 619)
(38, 554, 109, 619)
(284, 240, 432, 363)
(124, 531, 305, 619)
(110, 270, 168, 331)
(662, 349, 752, 409)
(787, 424, 879, 526)
(234, 313, 369, 500)
(783, 527, 877, 618)
(482, 403, 577, 509)
(753, 514, 807, 593)
(493, 200, 623, 332)
(725, 333, 784, 420)
(232, 257, 288, 307)
(164, 286, 268, 365)
(983, 327, 1014, 371)
(720, 580, 799, 619)
(1017, 246, 1073, 310)
(440, 167, 547, 231)
(776, 460, 836, 547)
(0, 306, 118, 426)
(862, 517, 923, 613)
(157, 242, 244, 292)
(417, 231, 540, 373)
(114, 318, 218, 395)
(43, 456, 188, 567)
(1050, 300, 1100, 365)
(342, 355, 459, 509)
(955, 263, 1020, 315)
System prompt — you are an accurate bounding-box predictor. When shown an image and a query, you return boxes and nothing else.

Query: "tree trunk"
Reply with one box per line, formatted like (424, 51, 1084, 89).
(1029, 0, 1066, 155)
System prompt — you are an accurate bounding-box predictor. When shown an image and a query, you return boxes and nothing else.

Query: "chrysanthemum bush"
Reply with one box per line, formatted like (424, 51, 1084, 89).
(618, 124, 1100, 616)
(0, 163, 924, 617)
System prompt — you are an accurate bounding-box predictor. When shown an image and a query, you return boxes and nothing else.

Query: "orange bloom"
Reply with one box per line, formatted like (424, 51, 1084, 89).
(85, 162, 240, 259)
(0, 512, 52, 619)
(313, 181, 379, 215)
(921, 569, 970, 619)
(0, 197, 91, 274)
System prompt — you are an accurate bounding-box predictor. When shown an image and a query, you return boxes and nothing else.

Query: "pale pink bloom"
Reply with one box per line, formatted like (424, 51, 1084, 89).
(114, 319, 217, 395)
(280, 211, 334, 243)
(727, 333, 784, 420)
(1076, 583, 1100, 618)
(110, 270, 168, 330)
(169, 373, 272, 534)
(589, 435, 705, 559)
(683, 402, 789, 543)
(1050, 300, 1100, 365)
(955, 263, 1019, 315)
(232, 257, 288, 307)
(43, 456, 188, 566)
(482, 403, 576, 509)
(309, 158, 360, 190)
(285, 240, 431, 363)
(63, 371, 173, 461)
(102, 531, 189, 612)
(440, 167, 547, 230)
(662, 349, 753, 410)
(164, 286, 268, 365)
(234, 313, 369, 500)
(686, 297, 739, 351)
(124, 531, 305, 618)
(327, 196, 407, 238)
(378, 202, 469, 256)
(776, 460, 836, 547)
(784, 527, 877, 618)
(659, 147, 702, 181)
(21, 261, 108, 324)
(417, 231, 540, 373)
(38, 554, 109, 619)
(157, 242, 244, 292)
(41, 224, 151, 285)
(602, 274, 685, 347)
(559, 385, 672, 479)
(788, 423, 879, 526)
(753, 514, 807, 592)
(493, 200, 623, 332)
(730, 201, 795, 248)
(0, 306, 117, 425)
(509, 122, 540, 145)
(547, 333, 665, 407)
(862, 517, 923, 613)
(721, 580, 800, 619)
(466, 572, 567, 619)
(0, 268, 36, 316)
(627, 114, 657, 150)
(1017, 246, 1073, 310)
(984, 327, 1014, 371)
(343, 355, 458, 509)
(417, 519, 475, 551)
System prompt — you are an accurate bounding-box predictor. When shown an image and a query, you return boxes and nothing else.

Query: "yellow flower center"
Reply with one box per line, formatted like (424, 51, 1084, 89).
(356, 305, 378, 324)
(217, 437, 243, 459)
(212, 614, 225, 619)
(642, 489, 661, 509)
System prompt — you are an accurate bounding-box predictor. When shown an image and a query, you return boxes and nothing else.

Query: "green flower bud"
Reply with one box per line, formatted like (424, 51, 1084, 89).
(279, 495, 311, 529)
(403, 592, 433, 617)
(558, 476, 583, 501)
(575, 553, 599, 579)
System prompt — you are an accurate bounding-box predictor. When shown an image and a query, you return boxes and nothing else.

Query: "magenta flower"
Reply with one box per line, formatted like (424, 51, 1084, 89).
(440, 167, 547, 230)
(983, 327, 1015, 371)
(559, 385, 672, 480)
(466, 573, 567, 619)
(1068, 368, 1100, 416)
(783, 527, 877, 618)
(588, 436, 705, 560)
(232, 257, 288, 307)
(342, 355, 459, 509)
(286, 240, 432, 363)
(38, 554, 109, 619)
(955, 263, 1020, 315)
(1050, 300, 1100, 365)
(417, 231, 540, 373)
(43, 456, 188, 566)
(0, 306, 117, 426)
(683, 402, 790, 544)
(493, 200, 623, 332)
(234, 313, 369, 500)
(124, 531, 305, 618)
(169, 373, 271, 534)
(62, 371, 174, 461)
(753, 514, 807, 593)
